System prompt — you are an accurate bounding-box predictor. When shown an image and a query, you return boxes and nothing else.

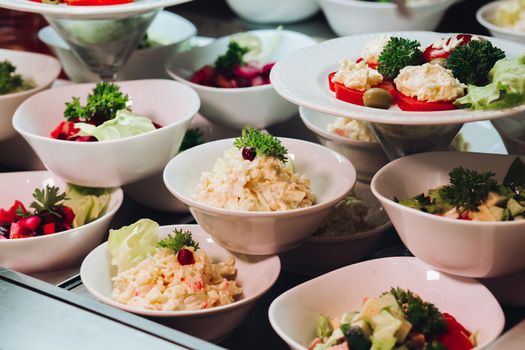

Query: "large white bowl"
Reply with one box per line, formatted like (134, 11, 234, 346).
(269, 257, 504, 350)
(299, 106, 389, 182)
(225, 0, 319, 24)
(0, 49, 61, 142)
(371, 151, 525, 278)
(477, 1, 525, 45)
(320, 0, 457, 36)
(38, 11, 197, 82)
(0, 171, 123, 274)
(279, 181, 392, 275)
(166, 29, 317, 129)
(163, 138, 356, 255)
(12, 79, 199, 188)
(80, 224, 280, 342)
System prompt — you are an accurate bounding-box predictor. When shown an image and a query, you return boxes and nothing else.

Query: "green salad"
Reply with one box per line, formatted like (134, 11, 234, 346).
(397, 157, 525, 221)
(0, 60, 34, 95)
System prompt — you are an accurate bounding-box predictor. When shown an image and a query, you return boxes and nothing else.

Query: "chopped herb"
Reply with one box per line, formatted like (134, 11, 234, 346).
(215, 41, 249, 70)
(447, 40, 505, 85)
(27, 185, 68, 218)
(439, 166, 498, 212)
(378, 37, 423, 79)
(156, 228, 200, 253)
(233, 127, 288, 162)
(0, 60, 25, 95)
(180, 128, 205, 151)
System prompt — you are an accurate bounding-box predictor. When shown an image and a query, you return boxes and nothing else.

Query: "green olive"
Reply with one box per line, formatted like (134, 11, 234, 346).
(430, 58, 447, 67)
(363, 88, 393, 109)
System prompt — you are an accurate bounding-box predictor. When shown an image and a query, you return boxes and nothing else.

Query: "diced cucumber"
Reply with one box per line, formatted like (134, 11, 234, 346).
(371, 310, 402, 350)
(316, 315, 333, 340)
(507, 198, 525, 216)
(514, 215, 525, 221)
(489, 206, 505, 221)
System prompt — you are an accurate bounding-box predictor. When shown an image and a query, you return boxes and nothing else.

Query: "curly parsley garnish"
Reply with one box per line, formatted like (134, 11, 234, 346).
(0, 60, 25, 95)
(378, 37, 423, 80)
(180, 128, 205, 152)
(234, 127, 288, 163)
(439, 166, 498, 212)
(64, 82, 129, 123)
(156, 229, 200, 253)
(215, 41, 249, 70)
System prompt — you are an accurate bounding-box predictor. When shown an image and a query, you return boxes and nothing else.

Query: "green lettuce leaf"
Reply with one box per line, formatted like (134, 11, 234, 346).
(107, 219, 159, 274)
(65, 184, 111, 228)
(75, 109, 156, 141)
(455, 56, 525, 110)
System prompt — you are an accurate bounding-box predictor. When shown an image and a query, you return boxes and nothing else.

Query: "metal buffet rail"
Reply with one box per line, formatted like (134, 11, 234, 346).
(1, 0, 525, 349)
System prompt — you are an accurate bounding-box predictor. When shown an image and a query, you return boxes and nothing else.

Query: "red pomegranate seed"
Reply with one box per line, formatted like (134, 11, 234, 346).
(177, 248, 194, 265)
(242, 147, 256, 161)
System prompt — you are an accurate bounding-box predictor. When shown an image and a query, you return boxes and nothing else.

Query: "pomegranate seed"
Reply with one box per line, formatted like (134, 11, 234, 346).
(242, 147, 256, 161)
(177, 248, 194, 265)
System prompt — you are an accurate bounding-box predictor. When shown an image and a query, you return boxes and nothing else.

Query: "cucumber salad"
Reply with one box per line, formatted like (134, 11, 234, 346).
(398, 157, 525, 221)
(310, 288, 475, 350)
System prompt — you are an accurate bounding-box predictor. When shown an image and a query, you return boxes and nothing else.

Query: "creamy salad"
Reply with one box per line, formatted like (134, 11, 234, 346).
(194, 127, 315, 211)
(494, 0, 525, 32)
(327, 118, 376, 142)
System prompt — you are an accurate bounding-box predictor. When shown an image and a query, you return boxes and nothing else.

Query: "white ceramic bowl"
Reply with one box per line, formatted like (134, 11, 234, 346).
(371, 151, 525, 278)
(491, 117, 525, 155)
(477, 1, 525, 44)
(0, 49, 60, 142)
(163, 138, 357, 255)
(225, 0, 320, 24)
(124, 113, 239, 212)
(299, 106, 389, 182)
(166, 29, 317, 129)
(0, 171, 123, 274)
(80, 224, 280, 342)
(269, 257, 504, 350)
(38, 11, 196, 82)
(280, 181, 392, 275)
(320, 0, 457, 36)
(12, 79, 200, 188)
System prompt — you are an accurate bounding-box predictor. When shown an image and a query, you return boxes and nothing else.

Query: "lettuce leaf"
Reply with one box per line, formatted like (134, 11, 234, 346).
(65, 184, 111, 228)
(75, 109, 155, 141)
(107, 218, 159, 274)
(455, 56, 525, 110)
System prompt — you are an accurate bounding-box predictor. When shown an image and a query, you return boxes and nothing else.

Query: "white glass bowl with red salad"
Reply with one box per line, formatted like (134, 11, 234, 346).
(12, 79, 199, 187)
(165, 29, 317, 129)
(0, 170, 123, 274)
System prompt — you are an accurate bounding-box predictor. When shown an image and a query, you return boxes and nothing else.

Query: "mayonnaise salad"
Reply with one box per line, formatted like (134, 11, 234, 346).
(494, 0, 525, 32)
(194, 127, 315, 211)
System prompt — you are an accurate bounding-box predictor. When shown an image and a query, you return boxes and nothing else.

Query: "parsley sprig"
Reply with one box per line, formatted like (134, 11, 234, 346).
(16, 185, 68, 218)
(215, 42, 249, 70)
(0, 60, 24, 95)
(180, 128, 205, 152)
(234, 127, 288, 163)
(439, 167, 498, 212)
(156, 229, 200, 253)
(378, 37, 423, 79)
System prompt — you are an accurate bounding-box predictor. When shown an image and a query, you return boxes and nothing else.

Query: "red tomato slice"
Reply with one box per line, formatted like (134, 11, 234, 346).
(423, 34, 474, 62)
(397, 92, 457, 112)
(65, 0, 132, 5)
(334, 83, 365, 106)
(328, 72, 336, 92)
(435, 313, 474, 350)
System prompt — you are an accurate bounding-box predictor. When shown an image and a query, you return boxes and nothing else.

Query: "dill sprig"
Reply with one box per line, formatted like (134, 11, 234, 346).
(156, 229, 200, 253)
(233, 127, 288, 162)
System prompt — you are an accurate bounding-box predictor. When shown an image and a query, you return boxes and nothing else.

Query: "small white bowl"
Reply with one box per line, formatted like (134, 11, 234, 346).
(166, 29, 317, 129)
(269, 257, 504, 350)
(320, 0, 457, 36)
(38, 11, 197, 82)
(124, 113, 239, 213)
(80, 224, 280, 342)
(163, 138, 356, 255)
(0, 171, 123, 274)
(371, 151, 525, 278)
(12, 79, 200, 188)
(477, 1, 525, 44)
(280, 181, 392, 275)
(299, 106, 389, 183)
(0, 49, 60, 142)
(225, 0, 320, 24)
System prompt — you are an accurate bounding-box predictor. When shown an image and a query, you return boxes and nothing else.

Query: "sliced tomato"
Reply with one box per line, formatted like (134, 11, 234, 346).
(397, 92, 457, 112)
(423, 34, 474, 62)
(65, 0, 132, 5)
(328, 72, 336, 92)
(435, 313, 474, 350)
(335, 83, 365, 106)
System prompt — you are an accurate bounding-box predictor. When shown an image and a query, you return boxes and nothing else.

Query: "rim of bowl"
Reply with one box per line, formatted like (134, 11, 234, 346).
(165, 29, 317, 94)
(476, 1, 525, 37)
(12, 79, 200, 145)
(164, 137, 356, 218)
(0, 50, 61, 101)
(371, 151, 525, 226)
(322, 0, 455, 9)
(80, 224, 281, 317)
(299, 106, 381, 149)
(0, 174, 123, 244)
(307, 218, 392, 243)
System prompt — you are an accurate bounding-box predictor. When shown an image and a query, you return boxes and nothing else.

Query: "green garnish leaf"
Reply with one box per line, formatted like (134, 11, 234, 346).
(30, 185, 68, 218)
(388, 287, 446, 337)
(215, 41, 249, 70)
(156, 228, 200, 253)
(233, 127, 288, 162)
(439, 166, 498, 212)
(180, 128, 205, 152)
(64, 82, 129, 123)
(377, 37, 423, 80)
(0, 60, 24, 95)
(447, 40, 505, 85)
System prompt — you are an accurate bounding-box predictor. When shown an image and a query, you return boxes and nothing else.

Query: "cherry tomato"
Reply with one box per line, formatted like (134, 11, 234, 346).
(397, 92, 457, 112)
(422, 34, 474, 62)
